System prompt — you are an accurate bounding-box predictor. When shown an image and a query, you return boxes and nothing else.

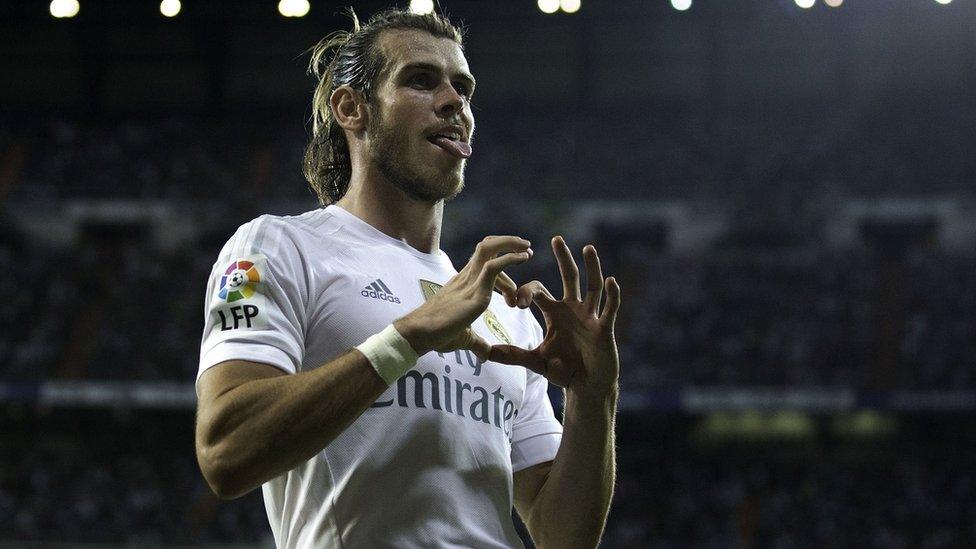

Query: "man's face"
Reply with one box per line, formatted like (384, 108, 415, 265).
(365, 29, 476, 203)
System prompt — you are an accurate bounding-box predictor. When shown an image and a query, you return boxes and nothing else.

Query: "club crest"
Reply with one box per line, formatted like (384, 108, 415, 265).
(418, 279, 513, 345)
(419, 279, 442, 301)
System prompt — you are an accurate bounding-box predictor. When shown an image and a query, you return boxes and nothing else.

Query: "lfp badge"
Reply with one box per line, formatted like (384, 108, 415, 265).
(218, 259, 261, 302)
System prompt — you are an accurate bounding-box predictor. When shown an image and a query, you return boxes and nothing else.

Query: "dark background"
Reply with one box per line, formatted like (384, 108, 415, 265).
(1, 0, 975, 546)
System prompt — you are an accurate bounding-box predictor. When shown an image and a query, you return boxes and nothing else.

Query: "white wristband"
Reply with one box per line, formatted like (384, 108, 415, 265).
(355, 324, 420, 385)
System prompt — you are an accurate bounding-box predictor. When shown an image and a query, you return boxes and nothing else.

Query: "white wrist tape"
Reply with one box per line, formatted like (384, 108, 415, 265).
(355, 324, 419, 385)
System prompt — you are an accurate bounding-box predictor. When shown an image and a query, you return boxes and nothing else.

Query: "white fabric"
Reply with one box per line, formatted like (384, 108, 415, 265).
(198, 205, 563, 549)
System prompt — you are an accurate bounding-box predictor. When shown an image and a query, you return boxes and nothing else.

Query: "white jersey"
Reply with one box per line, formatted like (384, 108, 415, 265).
(198, 205, 563, 549)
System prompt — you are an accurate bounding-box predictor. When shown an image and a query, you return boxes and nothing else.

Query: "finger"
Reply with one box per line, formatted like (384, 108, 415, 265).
(515, 280, 558, 312)
(488, 344, 545, 372)
(494, 271, 518, 307)
(470, 235, 531, 269)
(582, 244, 604, 316)
(481, 249, 532, 292)
(458, 328, 492, 362)
(492, 350, 572, 388)
(599, 276, 621, 329)
(551, 236, 581, 302)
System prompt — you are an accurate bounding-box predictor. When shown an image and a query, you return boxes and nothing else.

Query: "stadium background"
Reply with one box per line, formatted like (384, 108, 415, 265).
(2, 0, 975, 546)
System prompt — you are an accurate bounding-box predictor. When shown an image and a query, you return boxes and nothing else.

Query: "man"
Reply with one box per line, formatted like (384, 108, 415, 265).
(195, 8, 620, 548)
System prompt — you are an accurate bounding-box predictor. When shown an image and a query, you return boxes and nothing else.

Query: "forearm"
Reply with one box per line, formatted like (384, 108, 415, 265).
(197, 349, 387, 498)
(196, 235, 531, 499)
(530, 387, 617, 548)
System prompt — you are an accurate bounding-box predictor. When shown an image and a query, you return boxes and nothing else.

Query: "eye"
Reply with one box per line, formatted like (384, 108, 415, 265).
(409, 72, 433, 88)
(453, 82, 471, 98)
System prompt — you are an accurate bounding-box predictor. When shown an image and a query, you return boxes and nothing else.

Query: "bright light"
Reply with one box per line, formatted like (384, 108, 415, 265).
(278, 0, 310, 17)
(538, 0, 560, 14)
(50, 0, 79, 18)
(824, 0, 842, 6)
(409, 0, 434, 14)
(560, 0, 581, 13)
(671, 0, 692, 11)
(795, 0, 815, 8)
(160, 0, 181, 17)
(935, 0, 952, 4)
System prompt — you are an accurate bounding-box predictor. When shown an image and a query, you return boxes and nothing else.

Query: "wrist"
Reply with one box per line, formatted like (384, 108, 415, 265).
(565, 383, 619, 410)
(355, 324, 419, 385)
(392, 315, 433, 356)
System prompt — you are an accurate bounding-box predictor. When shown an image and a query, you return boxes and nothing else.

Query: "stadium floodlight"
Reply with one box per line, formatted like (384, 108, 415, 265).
(935, 0, 952, 4)
(824, 0, 842, 6)
(409, 0, 434, 14)
(278, 0, 310, 17)
(160, 0, 181, 17)
(560, 0, 581, 13)
(795, 0, 815, 8)
(49, 0, 79, 18)
(538, 0, 560, 14)
(671, 0, 692, 11)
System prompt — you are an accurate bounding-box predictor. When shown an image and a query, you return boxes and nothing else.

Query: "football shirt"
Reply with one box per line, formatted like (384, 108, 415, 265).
(199, 205, 563, 548)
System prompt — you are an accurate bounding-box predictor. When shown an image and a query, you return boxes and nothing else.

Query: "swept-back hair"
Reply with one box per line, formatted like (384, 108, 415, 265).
(303, 7, 465, 205)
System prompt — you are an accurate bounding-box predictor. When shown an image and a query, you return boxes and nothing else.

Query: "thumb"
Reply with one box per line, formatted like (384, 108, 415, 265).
(457, 328, 492, 363)
(489, 344, 544, 373)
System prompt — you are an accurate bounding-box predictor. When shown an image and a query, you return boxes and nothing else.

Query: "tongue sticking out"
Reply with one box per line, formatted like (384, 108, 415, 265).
(431, 136, 472, 159)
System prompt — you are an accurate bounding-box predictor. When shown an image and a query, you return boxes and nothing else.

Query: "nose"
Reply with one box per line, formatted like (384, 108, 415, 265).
(436, 85, 466, 117)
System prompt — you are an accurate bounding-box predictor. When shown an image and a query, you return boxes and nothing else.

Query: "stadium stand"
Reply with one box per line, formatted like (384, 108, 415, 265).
(1, 89, 974, 549)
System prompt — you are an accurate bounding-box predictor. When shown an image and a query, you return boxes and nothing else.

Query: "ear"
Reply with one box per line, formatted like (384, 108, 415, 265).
(330, 85, 368, 132)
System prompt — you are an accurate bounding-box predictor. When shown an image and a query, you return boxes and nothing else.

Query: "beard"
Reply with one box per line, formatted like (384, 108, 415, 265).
(366, 108, 466, 203)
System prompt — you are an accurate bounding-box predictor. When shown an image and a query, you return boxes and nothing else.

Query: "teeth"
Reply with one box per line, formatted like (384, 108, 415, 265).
(434, 131, 462, 141)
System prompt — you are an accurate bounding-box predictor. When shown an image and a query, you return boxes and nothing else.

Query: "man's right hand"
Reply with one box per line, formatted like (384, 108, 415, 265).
(393, 235, 532, 361)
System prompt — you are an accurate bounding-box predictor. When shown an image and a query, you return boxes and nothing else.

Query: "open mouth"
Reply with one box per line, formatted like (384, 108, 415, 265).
(427, 131, 472, 159)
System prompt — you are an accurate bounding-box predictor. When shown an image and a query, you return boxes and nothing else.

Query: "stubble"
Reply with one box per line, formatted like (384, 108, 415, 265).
(367, 108, 466, 203)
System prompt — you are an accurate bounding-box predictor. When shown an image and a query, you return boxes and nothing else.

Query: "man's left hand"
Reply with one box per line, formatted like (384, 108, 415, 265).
(489, 236, 621, 396)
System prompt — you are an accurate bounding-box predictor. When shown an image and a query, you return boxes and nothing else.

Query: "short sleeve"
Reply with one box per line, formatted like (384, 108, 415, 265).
(510, 314, 563, 473)
(197, 216, 307, 390)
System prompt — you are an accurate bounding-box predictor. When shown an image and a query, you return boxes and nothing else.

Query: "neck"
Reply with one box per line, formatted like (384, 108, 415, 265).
(336, 164, 443, 255)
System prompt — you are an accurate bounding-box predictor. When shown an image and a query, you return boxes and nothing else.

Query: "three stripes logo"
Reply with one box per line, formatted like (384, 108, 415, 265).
(361, 279, 402, 304)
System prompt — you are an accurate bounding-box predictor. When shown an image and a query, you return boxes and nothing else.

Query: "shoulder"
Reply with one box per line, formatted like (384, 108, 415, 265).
(221, 209, 330, 259)
(211, 211, 333, 293)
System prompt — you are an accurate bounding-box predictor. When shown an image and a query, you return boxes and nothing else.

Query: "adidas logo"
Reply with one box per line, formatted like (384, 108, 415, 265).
(361, 279, 402, 304)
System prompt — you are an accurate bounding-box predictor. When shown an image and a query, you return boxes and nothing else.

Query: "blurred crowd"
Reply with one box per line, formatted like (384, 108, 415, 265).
(0, 411, 269, 545)
(620, 246, 976, 389)
(3, 95, 974, 206)
(2, 222, 974, 390)
(1, 101, 974, 545)
(607, 448, 975, 548)
(1, 410, 972, 547)
(0, 228, 206, 381)
(8, 117, 309, 207)
(1, 102, 973, 389)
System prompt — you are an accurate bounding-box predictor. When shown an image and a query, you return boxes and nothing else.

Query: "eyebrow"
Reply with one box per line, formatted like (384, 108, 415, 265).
(400, 62, 476, 91)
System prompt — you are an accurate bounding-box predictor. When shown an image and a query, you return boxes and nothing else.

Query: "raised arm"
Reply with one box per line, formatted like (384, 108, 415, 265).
(492, 237, 621, 548)
(195, 235, 533, 499)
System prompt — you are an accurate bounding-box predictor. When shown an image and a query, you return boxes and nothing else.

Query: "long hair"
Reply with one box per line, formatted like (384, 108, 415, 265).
(303, 7, 465, 205)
